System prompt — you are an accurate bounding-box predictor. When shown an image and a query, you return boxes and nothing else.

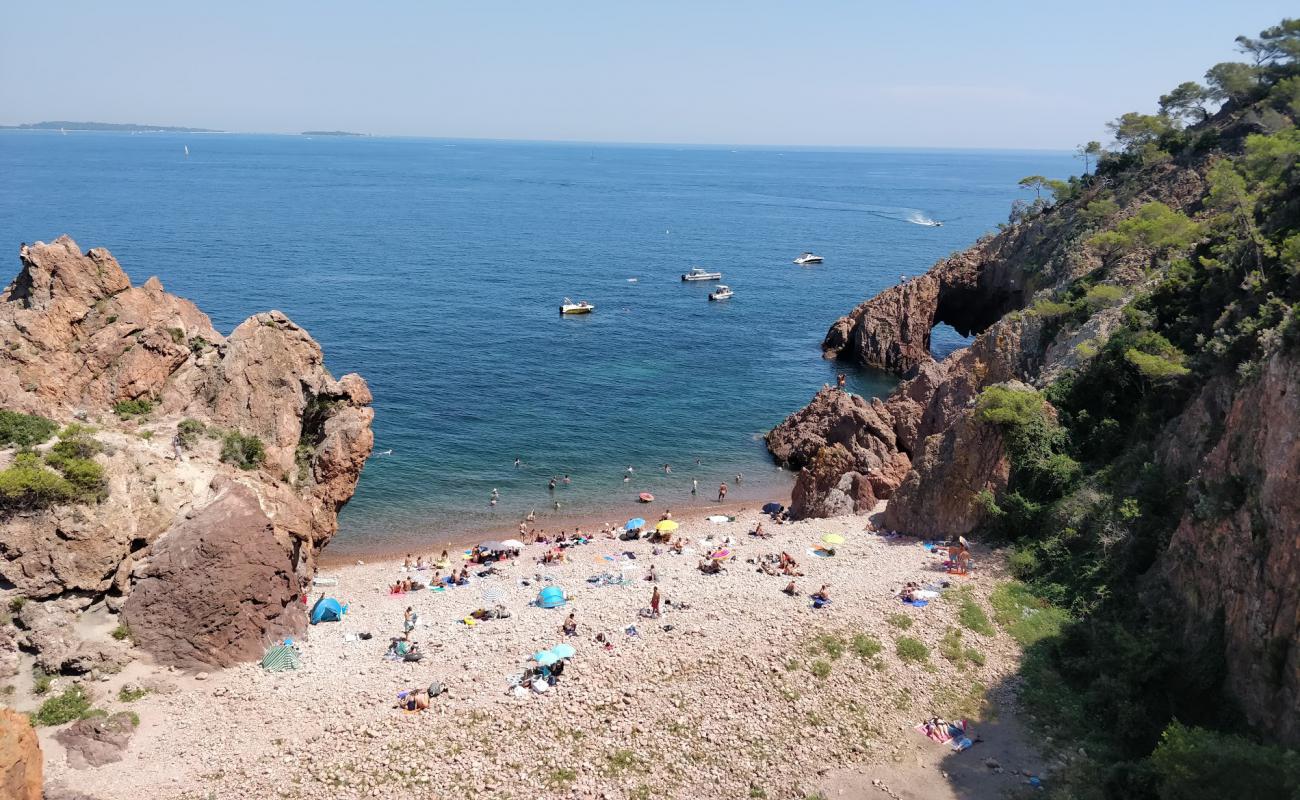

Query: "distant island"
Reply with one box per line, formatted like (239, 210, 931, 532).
(0, 120, 220, 133)
(301, 130, 366, 137)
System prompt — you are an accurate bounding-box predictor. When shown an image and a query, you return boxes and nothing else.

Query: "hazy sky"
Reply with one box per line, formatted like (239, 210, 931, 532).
(2, 2, 1294, 148)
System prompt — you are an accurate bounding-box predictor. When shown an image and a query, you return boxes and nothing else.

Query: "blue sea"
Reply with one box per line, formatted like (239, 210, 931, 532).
(0, 131, 1073, 554)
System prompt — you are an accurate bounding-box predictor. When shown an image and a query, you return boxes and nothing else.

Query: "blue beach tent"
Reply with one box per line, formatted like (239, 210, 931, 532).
(537, 586, 566, 609)
(310, 596, 346, 624)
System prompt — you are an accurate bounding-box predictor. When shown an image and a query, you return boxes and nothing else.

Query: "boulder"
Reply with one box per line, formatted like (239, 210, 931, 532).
(0, 708, 41, 800)
(54, 712, 136, 769)
(123, 480, 307, 668)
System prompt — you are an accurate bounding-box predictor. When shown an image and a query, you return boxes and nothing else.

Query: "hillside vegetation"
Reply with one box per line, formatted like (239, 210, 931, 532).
(973, 18, 1300, 799)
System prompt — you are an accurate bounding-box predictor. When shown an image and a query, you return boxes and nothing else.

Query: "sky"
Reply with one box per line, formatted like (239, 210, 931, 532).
(1, 1, 1294, 149)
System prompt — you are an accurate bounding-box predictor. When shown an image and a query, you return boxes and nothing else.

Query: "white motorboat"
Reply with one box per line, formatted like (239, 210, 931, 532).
(681, 267, 723, 282)
(793, 252, 824, 265)
(560, 298, 595, 315)
(708, 285, 734, 301)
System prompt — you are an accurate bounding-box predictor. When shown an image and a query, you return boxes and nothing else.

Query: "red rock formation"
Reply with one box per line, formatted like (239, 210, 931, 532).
(0, 237, 373, 668)
(0, 708, 42, 800)
(1163, 348, 1300, 742)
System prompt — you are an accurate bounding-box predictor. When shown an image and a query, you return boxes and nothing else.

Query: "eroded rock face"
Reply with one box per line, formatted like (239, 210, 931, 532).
(0, 237, 373, 669)
(1163, 348, 1300, 742)
(0, 708, 42, 800)
(884, 409, 1010, 536)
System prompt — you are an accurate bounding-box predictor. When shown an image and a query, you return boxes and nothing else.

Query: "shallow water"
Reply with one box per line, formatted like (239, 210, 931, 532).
(0, 132, 1073, 552)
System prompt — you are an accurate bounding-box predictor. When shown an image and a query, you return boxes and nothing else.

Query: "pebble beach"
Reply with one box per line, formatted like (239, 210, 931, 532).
(35, 502, 1048, 800)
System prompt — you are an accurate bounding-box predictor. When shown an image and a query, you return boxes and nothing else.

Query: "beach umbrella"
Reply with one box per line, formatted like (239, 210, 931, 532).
(551, 643, 577, 659)
(638, 493, 655, 503)
(762, 502, 783, 514)
(481, 585, 506, 605)
(501, 539, 525, 549)
(479, 540, 506, 551)
(625, 518, 646, 531)
(655, 519, 679, 532)
(711, 548, 731, 560)
(533, 650, 559, 666)
(822, 533, 846, 546)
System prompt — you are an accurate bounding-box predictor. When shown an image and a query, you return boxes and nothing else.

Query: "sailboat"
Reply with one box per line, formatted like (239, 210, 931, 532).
(184, 145, 190, 157)
(60, 127, 66, 136)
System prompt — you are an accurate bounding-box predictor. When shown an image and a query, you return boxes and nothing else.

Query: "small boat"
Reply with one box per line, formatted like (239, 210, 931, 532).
(183, 145, 189, 157)
(708, 285, 734, 301)
(638, 492, 655, 503)
(681, 267, 723, 282)
(793, 252, 824, 265)
(560, 298, 595, 315)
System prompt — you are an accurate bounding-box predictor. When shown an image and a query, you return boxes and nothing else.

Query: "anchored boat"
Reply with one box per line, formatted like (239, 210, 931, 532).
(560, 298, 595, 315)
(793, 252, 824, 265)
(681, 267, 723, 282)
(708, 285, 734, 301)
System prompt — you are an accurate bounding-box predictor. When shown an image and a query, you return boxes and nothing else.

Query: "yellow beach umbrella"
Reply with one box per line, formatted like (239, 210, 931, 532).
(656, 519, 680, 532)
(821, 533, 846, 546)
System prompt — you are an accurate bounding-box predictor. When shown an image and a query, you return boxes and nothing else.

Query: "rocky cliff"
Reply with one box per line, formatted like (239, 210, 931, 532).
(0, 237, 373, 670)
(767, 79, 1300, 754)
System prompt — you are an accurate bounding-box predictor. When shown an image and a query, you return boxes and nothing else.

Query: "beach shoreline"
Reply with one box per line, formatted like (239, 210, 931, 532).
(322, 477, 793, 566)
(34, 503, 1043, 800)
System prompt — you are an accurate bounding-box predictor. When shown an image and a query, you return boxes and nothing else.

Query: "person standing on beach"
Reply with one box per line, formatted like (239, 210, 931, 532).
(692, 478, 698, 495)
(650, 586, 661, 617)
(717, 482, 728, 502)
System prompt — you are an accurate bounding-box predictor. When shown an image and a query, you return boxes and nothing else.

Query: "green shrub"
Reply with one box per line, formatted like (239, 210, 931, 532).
(1149, 722, 1300, 799)
(7, 597, 25, 614)
(166, 327, 185, 344)
(809, 659, 832, 679)
(1082, 284, 1127, 313)
(110, 623, 131, 642)
(851, 633, 882, 660)
(0, 410, 58, 447)
(112, 398, 154, 419)
(810, 633, 845, 660)
(975, 385, 1045, 427)
(32, 686, 92, 726)
(895, 636, 929, 663)
(0, 453, 77, 510)
(886, 613, 913, 630)
(220, 432, 266, 470)
(176, 418, 208, 449)
(117, 685, 148, 702)
(32, 668, 53, 695)
(1007, 546, 1040, 578)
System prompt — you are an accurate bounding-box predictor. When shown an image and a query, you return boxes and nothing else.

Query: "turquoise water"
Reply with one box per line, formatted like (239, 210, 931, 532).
(0, 132, 1073, 552)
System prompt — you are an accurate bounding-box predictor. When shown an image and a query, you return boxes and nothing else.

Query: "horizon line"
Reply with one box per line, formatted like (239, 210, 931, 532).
(0, 125, 1079, 155)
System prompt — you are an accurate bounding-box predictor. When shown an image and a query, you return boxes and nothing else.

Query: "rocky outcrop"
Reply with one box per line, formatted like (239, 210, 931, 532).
(123, 480, 307, 668)
(1163, 348, 1300, 743)
(54, 712, 137, 769)
(0, 708, 42, 800)
(0, 237, 373, 669)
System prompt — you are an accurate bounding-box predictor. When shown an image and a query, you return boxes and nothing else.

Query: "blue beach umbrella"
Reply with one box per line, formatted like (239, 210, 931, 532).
(533, 650, 559, 666)
(625, 518, 646, 531)
(551, 643, 576, 659)
(762, 502, 783, 514)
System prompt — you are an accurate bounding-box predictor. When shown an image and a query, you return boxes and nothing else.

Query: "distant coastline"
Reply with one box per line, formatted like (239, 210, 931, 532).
(301, 130, 366, 137)
(0, 120, 220, 133)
